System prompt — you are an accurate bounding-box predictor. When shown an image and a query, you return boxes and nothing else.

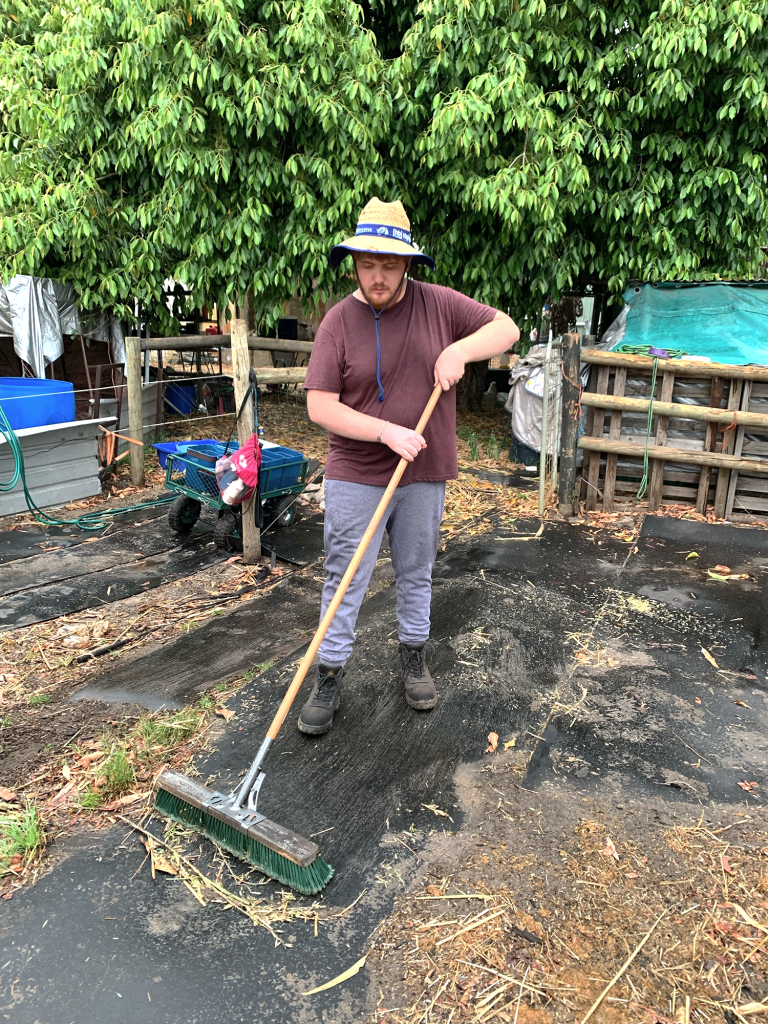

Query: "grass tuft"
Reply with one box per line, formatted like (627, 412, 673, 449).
(0, 801, 46, 873)
(102, 747, 135, 796)
(27, 693, 51, 708)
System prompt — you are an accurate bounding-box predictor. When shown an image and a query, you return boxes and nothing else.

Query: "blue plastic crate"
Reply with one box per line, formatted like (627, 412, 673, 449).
(260, 445, 305, 492)
(153, 438, 220, 469)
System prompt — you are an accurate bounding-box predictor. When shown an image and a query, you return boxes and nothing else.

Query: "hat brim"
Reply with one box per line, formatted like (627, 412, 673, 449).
(330, 236, 435, 270)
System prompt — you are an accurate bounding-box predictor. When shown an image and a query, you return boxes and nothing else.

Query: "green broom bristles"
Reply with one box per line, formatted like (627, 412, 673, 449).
(154, 786, 334, 895)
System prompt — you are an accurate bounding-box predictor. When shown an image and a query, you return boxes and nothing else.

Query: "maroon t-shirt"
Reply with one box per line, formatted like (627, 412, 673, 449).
(304, 280, 497, 486)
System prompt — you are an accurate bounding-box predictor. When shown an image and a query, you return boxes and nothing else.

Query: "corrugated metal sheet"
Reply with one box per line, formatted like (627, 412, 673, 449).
(0, 417, 114, 517)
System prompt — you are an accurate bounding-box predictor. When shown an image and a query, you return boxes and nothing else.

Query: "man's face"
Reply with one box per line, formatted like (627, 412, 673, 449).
(354, 253, 411, 310)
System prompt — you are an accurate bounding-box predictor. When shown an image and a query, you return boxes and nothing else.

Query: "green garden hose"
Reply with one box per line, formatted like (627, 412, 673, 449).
(612, 343, 688, 500)
(0, 403, 173, 530)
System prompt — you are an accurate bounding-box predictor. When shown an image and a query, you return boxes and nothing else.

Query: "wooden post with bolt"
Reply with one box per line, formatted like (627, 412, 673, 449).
(231, 318, 261, 562)
(126, 332, 145, 488)
(558, 332, 581, 516)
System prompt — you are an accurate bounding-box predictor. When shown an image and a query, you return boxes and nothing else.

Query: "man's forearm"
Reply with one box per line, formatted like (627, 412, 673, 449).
(307, 392, 386, 442)
(455, 312, 519, 363)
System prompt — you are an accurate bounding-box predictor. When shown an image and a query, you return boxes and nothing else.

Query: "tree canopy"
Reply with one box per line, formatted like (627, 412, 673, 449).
(1, 0, 767, 329)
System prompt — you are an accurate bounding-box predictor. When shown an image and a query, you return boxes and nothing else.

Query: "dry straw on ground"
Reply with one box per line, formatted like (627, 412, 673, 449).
(369, 815, 768, 1023)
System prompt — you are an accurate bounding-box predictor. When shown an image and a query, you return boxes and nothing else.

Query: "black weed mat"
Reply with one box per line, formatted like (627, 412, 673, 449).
(0, 522, 220, 631)
(261, 513, 325, 566)
(0, 500, 173, 564)
(3, 519, 767, 1024)
(74, 572, 324, 710)
(524, 515, 768, 800)
(0, 514, 212, 598)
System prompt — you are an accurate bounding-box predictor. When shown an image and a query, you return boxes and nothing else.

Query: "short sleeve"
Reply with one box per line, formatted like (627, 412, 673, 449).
(304, 317, 344, 393)
(447, 289, 497, 343)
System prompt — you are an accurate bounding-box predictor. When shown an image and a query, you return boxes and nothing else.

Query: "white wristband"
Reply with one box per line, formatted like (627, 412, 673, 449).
(376, 421, 390, 443)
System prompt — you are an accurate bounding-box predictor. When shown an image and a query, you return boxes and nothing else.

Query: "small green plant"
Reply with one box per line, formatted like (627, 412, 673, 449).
(80, 787, 102, 811)
(486, 434, 501, 460)
(466, 431, 479, 461)
(0, 801, 45, 871)
(27, 693, 51, 708)
(0, 716, 12, 729)
(199, 695, 215, 711)
(102, 746, 136, 796)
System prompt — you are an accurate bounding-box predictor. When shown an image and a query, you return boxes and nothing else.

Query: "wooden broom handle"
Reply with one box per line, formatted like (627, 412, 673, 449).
(266, 382, 444, 739)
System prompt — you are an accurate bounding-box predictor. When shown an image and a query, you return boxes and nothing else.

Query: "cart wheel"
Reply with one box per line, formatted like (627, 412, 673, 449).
(168, 496, 201, 533)
(214, 512, 241, 551)
(269, 495, 301, 529)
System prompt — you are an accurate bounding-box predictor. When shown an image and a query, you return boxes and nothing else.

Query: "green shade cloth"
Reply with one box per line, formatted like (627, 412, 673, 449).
(612, 283, 768, 366)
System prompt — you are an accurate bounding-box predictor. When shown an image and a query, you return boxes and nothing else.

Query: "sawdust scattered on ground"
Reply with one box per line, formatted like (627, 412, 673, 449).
(365, 769, 768, 1024)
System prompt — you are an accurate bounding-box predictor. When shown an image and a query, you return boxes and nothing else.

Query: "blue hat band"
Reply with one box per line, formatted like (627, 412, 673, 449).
(355, 223, 412, 245)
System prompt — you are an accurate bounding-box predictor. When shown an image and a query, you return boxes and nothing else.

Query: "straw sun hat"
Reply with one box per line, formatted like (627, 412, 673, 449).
(329, 197, 435, 270)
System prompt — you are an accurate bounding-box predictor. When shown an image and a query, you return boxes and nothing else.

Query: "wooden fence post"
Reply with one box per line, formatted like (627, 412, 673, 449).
(558, 332, 581, 516)
(231, 318, 261, 563)
(126, 333, 145, 488)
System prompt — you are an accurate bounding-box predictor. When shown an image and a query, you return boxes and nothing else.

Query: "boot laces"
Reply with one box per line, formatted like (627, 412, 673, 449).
(313, 669, 340, 707)
(404, 646, 426, 678)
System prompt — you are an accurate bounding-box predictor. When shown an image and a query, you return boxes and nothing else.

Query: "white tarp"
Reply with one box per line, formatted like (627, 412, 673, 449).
(0, 275, 125, 378)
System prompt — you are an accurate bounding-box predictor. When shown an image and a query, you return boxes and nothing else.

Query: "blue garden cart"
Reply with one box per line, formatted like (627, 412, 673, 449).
(164, 440, 309, 550)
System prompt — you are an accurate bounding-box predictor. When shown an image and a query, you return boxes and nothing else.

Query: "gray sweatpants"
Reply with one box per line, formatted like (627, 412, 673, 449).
(317, 479, 446, 665)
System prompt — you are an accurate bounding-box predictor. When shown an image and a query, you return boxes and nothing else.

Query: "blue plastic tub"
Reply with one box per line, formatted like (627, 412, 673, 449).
(164, 383, 197, 416)
(178, 442, 232, 493)
(260, 445, 305, 491)
(0, 377, 76, 430)
(153, 438, 219, 469)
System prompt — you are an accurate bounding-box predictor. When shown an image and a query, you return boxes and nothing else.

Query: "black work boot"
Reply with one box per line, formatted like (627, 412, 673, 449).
(297, 663, 344, 735)
(399, 643, 437, 710)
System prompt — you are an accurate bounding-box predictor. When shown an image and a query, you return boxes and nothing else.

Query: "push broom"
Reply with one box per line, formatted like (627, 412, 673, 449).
(154, 382, 444, 895)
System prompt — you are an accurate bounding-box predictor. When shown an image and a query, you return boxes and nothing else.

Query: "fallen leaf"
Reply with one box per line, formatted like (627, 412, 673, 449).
(713, 564, 732, 573)
(225, 555, 241, 564)
(102, 791, 150, 810)
(0, 786, 18, 802)
(600, 836, 620, 861)
(1, 893, 12, 900)
(215, 708, 235, 721)
(624, 871, 640, 879)
(686, 551, 699, 560)
(151, 852, 179, 876)
(486, 731, 499, 754)
(62, 635, 90, 649)
(737, 1001, 768, 1015)
(694, 697, 702, 704)
(701, 647, 720, 669)
(739, 781, 760, 792)
(62, 764, 71, 781)
(302, 955, 367, 996)
(707, 570, 732, 582)
(734, 700, 751, 708)
(721, 854, 733, 875)
(504, 737, 517, 750)
(421, 803, 454, 823)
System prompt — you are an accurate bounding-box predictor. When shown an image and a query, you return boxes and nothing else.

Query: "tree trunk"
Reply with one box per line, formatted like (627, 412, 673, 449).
(455, 360, 489, 412)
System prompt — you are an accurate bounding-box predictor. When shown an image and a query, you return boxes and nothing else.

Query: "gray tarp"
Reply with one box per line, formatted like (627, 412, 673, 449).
(0, 275, 125, 378)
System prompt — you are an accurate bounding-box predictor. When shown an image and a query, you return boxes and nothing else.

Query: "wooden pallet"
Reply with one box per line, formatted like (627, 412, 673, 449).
(578, 351, 768, 517)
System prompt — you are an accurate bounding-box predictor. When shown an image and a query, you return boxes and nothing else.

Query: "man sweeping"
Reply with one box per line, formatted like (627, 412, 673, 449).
(299, 198, 519, 735)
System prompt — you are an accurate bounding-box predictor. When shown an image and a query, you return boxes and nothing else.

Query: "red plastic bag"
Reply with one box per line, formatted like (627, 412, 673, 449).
(231, 434, 262, 487)
(215, 434, 261, 506)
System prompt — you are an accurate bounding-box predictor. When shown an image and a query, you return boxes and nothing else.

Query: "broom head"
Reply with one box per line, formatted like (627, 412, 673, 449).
(154, 769, 333, 895)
